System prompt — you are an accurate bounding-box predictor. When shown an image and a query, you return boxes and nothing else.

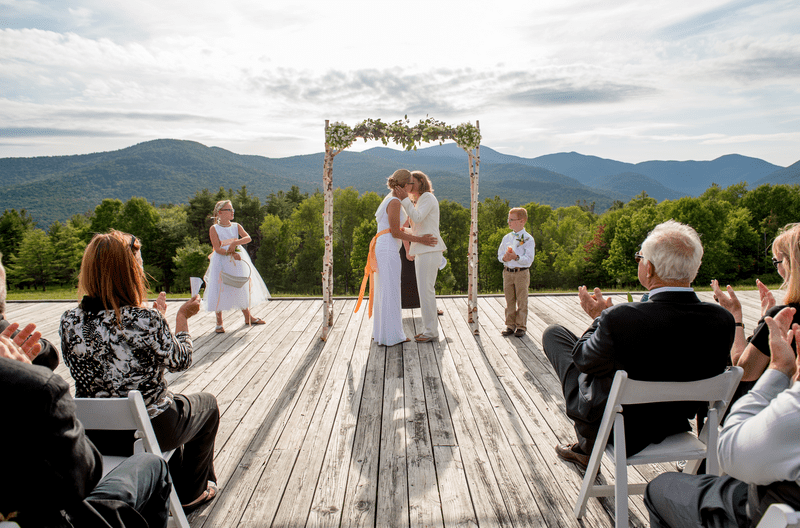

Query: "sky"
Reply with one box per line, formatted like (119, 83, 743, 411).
(1, 0, 799, 167)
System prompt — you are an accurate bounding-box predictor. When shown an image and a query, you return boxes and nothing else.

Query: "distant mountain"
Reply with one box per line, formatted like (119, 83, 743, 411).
(0, 139, 793, 227)
(587, 172, 684, 202)
(755, 160, 800, 186)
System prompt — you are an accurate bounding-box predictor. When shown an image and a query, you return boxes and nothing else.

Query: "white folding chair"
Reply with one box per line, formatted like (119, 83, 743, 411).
(73, 390, 191, 528)
(573, 366, 743, 528)
(757, 504, 800, 528)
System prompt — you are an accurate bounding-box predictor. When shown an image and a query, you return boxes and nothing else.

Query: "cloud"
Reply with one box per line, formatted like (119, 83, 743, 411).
(505, 83, 658, 106)
(0, 127, 130, 138)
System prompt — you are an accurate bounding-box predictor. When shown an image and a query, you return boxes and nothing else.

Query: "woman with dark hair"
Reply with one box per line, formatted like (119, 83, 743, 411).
(713, 222, 800, 383)
(60, 230, 219, 513)
(395, 170, 447, 342)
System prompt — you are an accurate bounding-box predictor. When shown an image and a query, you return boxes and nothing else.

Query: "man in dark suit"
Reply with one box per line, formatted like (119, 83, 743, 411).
(542, 220, 735, 468)
(0, 256, 172, 527)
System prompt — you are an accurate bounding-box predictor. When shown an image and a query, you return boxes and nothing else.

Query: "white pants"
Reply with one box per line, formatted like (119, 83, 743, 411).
(414, 251, 442, 338)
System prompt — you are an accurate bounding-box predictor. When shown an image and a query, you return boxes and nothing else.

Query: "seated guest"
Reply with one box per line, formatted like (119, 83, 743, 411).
(645, 307, 800, 527)
(60, 231, 219, 512)
(542, 220, 734, 467)
(712, 222, 800, 384)
(0, 272, 171, 527)
(0, 253, 59, 370)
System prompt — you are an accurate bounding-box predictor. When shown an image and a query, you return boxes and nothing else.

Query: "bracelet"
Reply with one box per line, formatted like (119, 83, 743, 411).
(735, 322, 745, 331)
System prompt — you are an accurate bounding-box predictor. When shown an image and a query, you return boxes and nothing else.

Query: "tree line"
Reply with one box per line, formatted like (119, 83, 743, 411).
(1, 182, 797, 294)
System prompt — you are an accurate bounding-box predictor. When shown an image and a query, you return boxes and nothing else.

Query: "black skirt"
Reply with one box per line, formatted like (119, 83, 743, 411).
(400, 244, 420, 309)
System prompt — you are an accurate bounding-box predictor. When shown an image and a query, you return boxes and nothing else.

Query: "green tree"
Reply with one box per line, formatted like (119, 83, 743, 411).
(8, 229, 54, 290)
(172, 237, 213, 292)
(186, 188, 217, 244)
(350, 218, 377, 294)
(231, 186, 265, 261)
(0, 209, 34, 259)
(439, 200, 470, 292)
(283, 192, 324, 294)
(255, 214, 288, 291)
(48, 221, 85, 285)
(89, 199, 124, 234)
(478, 196, 510, 291)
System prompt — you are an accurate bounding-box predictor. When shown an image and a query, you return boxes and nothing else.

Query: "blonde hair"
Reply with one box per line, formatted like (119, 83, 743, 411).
(411, 170, 433, 194)
(773, 223, 800, 304)
(210, 200, 232, 225)
(78, 230, 148, 325)
(387, 169, 412, 190)
(509, 207, 528, 222)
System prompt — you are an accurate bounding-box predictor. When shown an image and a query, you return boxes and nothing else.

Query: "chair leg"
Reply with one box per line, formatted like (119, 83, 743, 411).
(614, 415, 629, 528)
(169, 485, 190, 528)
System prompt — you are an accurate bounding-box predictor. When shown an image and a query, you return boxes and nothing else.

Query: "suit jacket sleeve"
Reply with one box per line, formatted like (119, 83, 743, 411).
(572, 311, 617, 377)
(401, 194, 436, 225)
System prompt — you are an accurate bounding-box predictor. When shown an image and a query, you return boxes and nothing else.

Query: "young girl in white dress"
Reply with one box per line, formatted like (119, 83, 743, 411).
(203, 200, 271, 333)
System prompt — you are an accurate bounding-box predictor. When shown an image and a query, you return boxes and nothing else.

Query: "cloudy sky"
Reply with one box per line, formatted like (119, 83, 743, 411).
(2, 0, 799, 166)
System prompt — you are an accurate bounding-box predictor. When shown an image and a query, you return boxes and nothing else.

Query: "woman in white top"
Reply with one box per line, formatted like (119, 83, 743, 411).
(395, 171, 447, 342)
(372, 170, 437, 346)
(203, 200, 271, 333)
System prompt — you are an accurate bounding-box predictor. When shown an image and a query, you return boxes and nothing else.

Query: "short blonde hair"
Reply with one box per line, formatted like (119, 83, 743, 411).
(411, 170, 433, 194)
(773, 223, 800, 304)
(387, 169, 412, 190)
(509, 207, 528, 222)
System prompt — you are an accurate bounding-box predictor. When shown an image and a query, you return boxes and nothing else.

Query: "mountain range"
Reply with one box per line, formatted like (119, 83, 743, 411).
(1, 139, 797, 228)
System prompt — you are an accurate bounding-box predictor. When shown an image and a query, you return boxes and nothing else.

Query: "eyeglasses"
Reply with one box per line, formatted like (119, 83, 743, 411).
(508, 217, 521, 222)
(634, 252, 645, 263)
(772, 257, 784, 269)
(220, 208, 234, 213)
(127, 234, 138, 252)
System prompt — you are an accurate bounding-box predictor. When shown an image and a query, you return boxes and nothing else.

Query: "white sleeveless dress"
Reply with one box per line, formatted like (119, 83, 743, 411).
(203, 222, 270, 312)
(372, 194, 408, 346)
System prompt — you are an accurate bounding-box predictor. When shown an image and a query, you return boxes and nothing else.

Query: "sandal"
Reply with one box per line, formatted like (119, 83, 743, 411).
(182, 481, 218, 513)
(215, 325, 225, 333)
(245, 317, 266, 325)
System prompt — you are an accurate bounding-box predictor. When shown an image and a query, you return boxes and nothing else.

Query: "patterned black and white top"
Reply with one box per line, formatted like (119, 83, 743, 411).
(60, 302, 193, 418)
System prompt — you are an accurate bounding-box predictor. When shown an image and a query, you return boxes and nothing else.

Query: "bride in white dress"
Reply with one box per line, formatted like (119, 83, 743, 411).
(372, 170, 438, 345)
(203, 200, 271, 333)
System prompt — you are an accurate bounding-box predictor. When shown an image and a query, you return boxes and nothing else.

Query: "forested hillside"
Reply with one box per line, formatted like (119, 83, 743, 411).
(2, 181, 798, 296)
(2, 139, 794, 228)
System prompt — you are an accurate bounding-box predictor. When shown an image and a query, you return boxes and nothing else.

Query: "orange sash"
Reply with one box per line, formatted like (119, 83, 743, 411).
(354, 228, 392, 317)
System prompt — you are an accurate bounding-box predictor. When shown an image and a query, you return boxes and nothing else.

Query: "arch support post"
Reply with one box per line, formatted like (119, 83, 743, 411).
(466, 121, 480, 334)
(322, 120, 335, 340)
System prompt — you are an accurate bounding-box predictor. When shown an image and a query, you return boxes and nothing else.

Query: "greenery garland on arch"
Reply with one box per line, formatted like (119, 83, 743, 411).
(321, 116, 482, 340)
(325, 116, 481, 153)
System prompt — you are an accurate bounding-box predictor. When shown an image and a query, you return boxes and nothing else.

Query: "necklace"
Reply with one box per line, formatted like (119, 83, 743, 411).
(218, 221, 232, 227)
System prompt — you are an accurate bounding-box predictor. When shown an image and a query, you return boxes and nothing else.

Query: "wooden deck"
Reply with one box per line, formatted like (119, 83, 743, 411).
(7, 290, 769, 528)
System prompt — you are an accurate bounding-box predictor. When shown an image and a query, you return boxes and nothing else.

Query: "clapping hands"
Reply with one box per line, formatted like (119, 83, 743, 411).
(764, 306, 800, 381)
(0, 322, 42, 363)
(578, 286, 613, 320)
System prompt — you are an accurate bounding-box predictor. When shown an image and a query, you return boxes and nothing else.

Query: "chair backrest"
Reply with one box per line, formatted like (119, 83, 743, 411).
(757, 503, 800, 528)
(73, 390, 163, 457)
(617, 369, 743, 406)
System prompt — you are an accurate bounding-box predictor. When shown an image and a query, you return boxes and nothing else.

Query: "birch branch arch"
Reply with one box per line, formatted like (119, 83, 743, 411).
(321, 116, 481, 340)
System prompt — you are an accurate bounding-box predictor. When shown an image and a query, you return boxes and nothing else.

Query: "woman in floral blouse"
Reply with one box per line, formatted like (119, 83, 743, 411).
(60, 230, 219, 513)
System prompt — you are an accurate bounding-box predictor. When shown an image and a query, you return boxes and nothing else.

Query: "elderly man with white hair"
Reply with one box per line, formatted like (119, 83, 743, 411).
(542, 220, 735, 468)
